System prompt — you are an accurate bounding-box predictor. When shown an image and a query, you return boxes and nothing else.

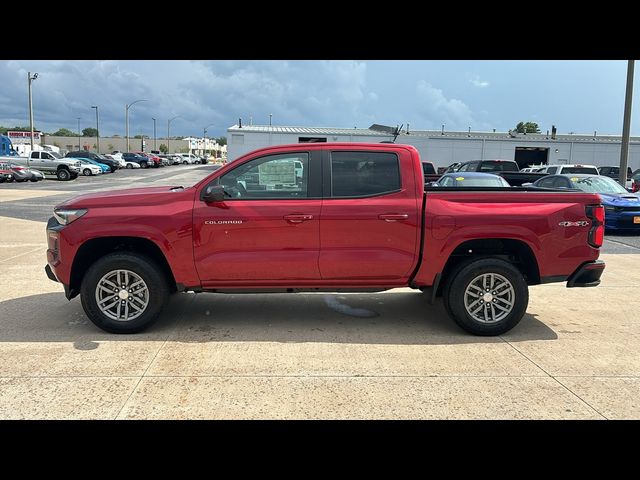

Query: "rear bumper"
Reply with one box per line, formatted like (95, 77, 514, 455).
(567, 260, 605, 287)
(45, 264, 58, 282)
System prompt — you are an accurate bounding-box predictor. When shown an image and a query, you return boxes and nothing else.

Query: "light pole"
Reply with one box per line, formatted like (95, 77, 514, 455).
(125, 99, 148, 152)
(167, 115, 181, 153)
(152, 117, 157, 151)
(620, 60, 635, 187)
(203, 123, 215, 157)
(91, 105, 99, 153)
(27, 72, 38, 162)
(77, 117, 81, 150)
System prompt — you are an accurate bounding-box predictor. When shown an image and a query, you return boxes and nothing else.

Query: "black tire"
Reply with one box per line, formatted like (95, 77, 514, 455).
(141, 162, 148, 169)
(57, 168, 71, 181)
(80, 252, 170, 334)
(442, 257, 528, 336)
(183, 160, 188, 165)
(83, 168, 92, 176)
(126, 163, 133, 169)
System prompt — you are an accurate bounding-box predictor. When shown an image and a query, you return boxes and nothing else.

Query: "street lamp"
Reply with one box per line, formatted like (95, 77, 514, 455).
(125, 99, 148, 152)
(77, 117, 81, 150)
(152, 117, 157, 151)
(167, 115, 181, 153)
(203, 123, 215, 157)
(27, 72, 38, 161)
(91, 106, 99, 153)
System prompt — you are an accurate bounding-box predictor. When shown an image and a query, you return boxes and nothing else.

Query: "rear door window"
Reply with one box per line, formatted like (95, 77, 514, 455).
(546, 167, 558, 174)
(330, 151, 400, 197)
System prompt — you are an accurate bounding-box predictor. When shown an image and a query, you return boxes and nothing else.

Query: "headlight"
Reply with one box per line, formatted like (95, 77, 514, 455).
(53, 209, 88, 225)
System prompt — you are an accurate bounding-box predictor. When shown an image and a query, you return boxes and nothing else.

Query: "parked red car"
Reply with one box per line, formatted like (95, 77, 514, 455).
(46, 143, 605, 336)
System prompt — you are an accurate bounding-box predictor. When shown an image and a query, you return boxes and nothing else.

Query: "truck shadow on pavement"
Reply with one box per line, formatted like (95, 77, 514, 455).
(0, 290, 557, 345)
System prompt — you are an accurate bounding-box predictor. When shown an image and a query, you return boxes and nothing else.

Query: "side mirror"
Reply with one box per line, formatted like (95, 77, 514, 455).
(426, 181, 439, 187)
(201, 184, 225, 203)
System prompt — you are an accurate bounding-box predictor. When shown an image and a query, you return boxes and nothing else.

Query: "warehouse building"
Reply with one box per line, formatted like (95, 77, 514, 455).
(226, 124, 640, 171)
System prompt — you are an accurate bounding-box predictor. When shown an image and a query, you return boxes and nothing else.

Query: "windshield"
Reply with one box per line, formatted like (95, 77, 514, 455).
(571, 176, 629, 194)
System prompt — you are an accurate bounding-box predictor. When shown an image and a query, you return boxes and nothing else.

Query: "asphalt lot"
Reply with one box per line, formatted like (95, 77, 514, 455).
(1, 166, 639, 419)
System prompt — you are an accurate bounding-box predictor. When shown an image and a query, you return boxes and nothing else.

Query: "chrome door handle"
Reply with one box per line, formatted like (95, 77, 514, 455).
(284, 214, 314, 223)
(378, 214, 409, 222)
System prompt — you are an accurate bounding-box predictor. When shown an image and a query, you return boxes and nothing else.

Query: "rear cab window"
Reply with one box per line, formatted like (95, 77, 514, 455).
(479, 161, 518, 172)
(562, 167, 599, 174)
(329, 151, 401, 197)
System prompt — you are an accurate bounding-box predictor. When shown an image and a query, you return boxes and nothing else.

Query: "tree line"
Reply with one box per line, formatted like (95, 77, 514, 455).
(0, 125, 227, 145)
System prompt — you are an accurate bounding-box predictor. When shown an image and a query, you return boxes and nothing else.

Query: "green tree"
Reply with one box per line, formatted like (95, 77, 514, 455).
(52, 128, 76, 136)
(107, 143, 115, 151)
(515, 121, 540, 134)
(159, 144, 168, 153)
(82, 127, 98, 137)
(0, 125, 31, 135)
(134, 135, 143, 139)
(215, 136, 227, 146)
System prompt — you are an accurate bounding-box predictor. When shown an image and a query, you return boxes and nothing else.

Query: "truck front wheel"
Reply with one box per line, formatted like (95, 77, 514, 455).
(443, 258, 528, 336)
(80, 252, 169, 333)
(56, 168, 71, 181)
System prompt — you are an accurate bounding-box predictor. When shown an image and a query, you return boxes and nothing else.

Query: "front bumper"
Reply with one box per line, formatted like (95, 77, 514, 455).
(567, 260, 605, 287)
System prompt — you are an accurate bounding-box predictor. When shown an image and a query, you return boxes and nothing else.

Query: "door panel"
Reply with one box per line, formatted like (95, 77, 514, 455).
(319, 149, 421, 281)
(193, 150, 322, 285)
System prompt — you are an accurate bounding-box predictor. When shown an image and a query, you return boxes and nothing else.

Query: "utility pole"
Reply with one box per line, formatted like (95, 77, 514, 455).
(91, 105, 99, 153)
(152, 117, 157, 151)
(620, 60, 635, 187)
(168, 115, 180, 153)
(77, 117, 81, 150)
(125, 99, 147, 152)
(27, 72, 38, 164)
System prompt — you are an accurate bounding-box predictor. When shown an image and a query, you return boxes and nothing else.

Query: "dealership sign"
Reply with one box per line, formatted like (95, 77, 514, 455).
(7, 131, 41, 143)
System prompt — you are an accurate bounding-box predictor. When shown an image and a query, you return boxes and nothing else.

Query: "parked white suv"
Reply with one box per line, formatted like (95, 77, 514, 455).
(177, 153, 201, 165)
(537, 164, 600, 175)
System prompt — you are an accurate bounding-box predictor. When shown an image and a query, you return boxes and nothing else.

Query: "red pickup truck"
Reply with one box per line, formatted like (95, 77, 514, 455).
(45, 143, 605, 336)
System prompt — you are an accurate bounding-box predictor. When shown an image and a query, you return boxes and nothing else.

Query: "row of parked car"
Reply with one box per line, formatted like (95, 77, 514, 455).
(423, 159, 640, 232)
(0, 150, 212, 184)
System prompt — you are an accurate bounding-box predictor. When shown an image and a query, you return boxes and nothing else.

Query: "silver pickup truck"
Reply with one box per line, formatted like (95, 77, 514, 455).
(4, 151, 82, 181)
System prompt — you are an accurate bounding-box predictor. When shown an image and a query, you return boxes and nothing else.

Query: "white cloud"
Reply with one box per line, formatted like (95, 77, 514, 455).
(470, 75, 490, 88)
(415, 80, 477, 130)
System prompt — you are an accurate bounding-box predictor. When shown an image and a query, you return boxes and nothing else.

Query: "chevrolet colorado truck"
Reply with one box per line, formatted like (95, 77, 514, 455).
(45, 143, 606, 335)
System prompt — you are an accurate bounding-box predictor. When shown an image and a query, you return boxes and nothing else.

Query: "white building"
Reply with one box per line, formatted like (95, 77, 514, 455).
(226, 124, 640, 171)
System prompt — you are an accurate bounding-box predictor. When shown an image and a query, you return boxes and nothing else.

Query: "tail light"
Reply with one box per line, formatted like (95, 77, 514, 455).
(586, 205, 604, 248)
(633, 179, 639, 193)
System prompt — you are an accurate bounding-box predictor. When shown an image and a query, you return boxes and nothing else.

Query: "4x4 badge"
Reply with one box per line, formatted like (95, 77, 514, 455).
(558, 221, 590, 227)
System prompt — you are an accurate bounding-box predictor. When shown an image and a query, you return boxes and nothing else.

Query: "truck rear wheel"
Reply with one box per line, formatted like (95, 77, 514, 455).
(80, 252, 170, 333)
(443, 258, 528, 336)
(57, 168, 71, 181)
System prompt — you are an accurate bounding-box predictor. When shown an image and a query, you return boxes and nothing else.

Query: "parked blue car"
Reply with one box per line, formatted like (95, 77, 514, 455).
(532, 174, 640, 231)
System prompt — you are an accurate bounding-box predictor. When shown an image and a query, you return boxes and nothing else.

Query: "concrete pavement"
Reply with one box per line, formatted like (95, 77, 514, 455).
(0, 184, 639, 419)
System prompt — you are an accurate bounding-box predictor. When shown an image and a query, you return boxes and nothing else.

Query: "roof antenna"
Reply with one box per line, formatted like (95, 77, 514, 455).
(238, 118, 242, 128)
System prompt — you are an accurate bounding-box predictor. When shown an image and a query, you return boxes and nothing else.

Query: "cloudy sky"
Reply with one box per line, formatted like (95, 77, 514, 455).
(0, 60, 635, 138)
